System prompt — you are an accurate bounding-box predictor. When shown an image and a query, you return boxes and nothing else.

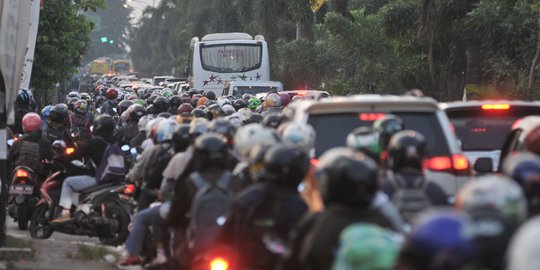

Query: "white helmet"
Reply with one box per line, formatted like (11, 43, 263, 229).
(218, 98, 231, 108)
(145, 117, 165, 138)
(222, 104, 235, 116)
(226, 113, 242, 129)
(281, 122, 316, 154)
(455, 175, 527, 227)
(507, 216, 540, 270)
(234, 123, 280, 159)
(264, 92, 281, 108)
(156, 118, 178, 143)
(237, 108, 252, 123)
(138, 115, 154, 132)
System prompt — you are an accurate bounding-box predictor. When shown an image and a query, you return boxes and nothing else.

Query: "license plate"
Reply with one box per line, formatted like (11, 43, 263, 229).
(9, 185, 33, 195)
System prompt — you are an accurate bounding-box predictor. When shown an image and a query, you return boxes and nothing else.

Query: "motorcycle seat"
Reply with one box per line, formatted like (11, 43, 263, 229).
(80, 181, 123, 194)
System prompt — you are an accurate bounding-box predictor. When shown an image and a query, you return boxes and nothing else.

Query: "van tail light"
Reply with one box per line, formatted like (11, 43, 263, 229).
(210, 257, 229, 270)
(424, 154, 470, 175)
(481, 104, 510, 110)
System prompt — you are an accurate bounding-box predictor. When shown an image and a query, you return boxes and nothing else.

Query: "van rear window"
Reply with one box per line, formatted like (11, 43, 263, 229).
(307, 112, 450, 157)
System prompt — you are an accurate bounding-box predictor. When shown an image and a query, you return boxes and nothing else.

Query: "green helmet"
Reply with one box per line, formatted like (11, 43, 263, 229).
(162, 90, 174, 99)
(372, 114, 404, 150)
(333, 224, 402, 270)
(133, 99, 146, 106)
(346, 127, 381, 161)
(248, 97, 262, 111)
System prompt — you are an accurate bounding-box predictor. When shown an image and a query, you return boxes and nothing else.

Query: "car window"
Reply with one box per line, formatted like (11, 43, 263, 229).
(446, 108, 540, 151)
(307, 111, 450, 157)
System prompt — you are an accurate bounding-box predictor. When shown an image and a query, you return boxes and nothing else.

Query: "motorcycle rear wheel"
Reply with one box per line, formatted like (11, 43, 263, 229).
(29, 204, 54, 239)
(17, 202, 29, 230)
(98, 204, 130, 246)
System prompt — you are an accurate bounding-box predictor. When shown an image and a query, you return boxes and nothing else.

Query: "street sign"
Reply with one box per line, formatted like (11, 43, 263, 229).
(309, 0, 325, 12)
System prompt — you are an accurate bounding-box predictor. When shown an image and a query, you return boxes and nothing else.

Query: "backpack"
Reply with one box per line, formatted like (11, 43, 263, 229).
(15, 140, 41, 174)
(389, 173, 432, 222)
(94, 138, 125, 184)
(143, 144, 174, 189)
(187, 171, 233, 252)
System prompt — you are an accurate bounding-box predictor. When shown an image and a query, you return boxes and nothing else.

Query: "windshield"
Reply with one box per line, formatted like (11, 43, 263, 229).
(308, 112, 450, 157)
(446, 107, 540, 151)
(114, 63, 130, 73)
(200, 43, 262, 73)
(229, 86, 279, 97)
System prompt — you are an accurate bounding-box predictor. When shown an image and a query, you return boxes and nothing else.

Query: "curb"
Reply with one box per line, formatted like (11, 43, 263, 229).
(0, 247, 33, 261)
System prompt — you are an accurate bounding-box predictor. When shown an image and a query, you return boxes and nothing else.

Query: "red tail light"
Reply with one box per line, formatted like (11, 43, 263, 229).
(424, 154, 470, 175)
(482, 104, 510, 110)
(17, 180, 27, 185)
(123, 184, 135, 195)
(65, 147, 75, 155)
(210, 258, 229, 270)
(359, 113, 385, 121)
(16, 169, 29, 178)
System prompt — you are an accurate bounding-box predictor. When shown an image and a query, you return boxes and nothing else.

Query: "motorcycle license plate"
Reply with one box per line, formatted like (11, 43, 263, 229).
(9, 185, 33, 195)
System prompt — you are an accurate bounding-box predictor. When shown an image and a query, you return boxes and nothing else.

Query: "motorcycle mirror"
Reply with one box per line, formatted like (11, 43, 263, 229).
(130, 147, 138, 155)
(7, 139, 14, 146)
(121, 145, 130, 151)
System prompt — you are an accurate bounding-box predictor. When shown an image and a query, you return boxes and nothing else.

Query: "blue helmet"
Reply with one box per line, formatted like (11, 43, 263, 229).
(400, 209, 478, 270)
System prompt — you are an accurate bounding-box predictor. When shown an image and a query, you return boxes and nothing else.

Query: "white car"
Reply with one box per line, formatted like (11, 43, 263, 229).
(221, 80, 283, 97)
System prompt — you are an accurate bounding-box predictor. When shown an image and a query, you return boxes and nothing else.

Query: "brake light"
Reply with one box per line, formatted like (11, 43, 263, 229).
(359, 113, 385, 121)
(297, 91, 307, 96)
(123, 184, 135, 195)
(425, 156, 452, 171)
(470, 128, 487, 133)
(482, 104, 510, 110)
(210, 258, 229, 270)
(452, 154, 470, 171)
(16, 169, 29, 178)
(424, 154, 470, 174)
(65, 147, 75, 155)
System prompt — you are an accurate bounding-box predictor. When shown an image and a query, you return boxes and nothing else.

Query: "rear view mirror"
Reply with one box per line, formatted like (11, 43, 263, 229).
(474, 157, 493, 173)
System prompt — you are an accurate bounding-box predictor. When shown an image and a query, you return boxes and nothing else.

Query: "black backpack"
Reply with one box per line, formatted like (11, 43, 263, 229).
(143, 144, 174, 189)
(388, 173, 432, 222)
(15, 140, 41, 174)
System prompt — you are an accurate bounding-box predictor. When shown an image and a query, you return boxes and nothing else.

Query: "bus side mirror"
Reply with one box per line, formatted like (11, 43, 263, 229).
(184, 66, 190, 76)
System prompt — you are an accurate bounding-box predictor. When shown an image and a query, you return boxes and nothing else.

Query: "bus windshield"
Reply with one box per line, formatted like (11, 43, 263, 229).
(113, 62, 130, 74)
(200, 44, 262, 73)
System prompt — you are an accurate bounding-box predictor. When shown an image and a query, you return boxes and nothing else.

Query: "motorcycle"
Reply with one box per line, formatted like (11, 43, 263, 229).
(8, 166, 40, 230)
(28, 157, 136, 246)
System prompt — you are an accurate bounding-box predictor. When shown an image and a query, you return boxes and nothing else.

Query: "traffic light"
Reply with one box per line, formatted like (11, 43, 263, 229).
(109, 39, 114, 44)
(100, 36, 108, 43)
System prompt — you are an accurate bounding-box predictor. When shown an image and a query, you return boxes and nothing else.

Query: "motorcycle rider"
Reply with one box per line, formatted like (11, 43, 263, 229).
(99, 88, 119, 116)
(12, 89, 36, 134)
(42, 103, 72, 145)
(51, 115, 117, 223)
(9, 113, 53, 180)
(68, 100, 92, 143)
(116, 104, 147, 146)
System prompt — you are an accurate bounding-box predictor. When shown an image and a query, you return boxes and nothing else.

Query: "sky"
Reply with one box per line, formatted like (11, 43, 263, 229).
(126, 0, 160, 21)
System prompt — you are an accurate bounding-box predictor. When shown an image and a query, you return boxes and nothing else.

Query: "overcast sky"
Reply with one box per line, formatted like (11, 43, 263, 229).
(127, 0, 160, 21)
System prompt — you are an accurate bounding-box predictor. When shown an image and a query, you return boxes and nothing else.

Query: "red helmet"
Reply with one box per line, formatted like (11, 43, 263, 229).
(178, 103, 194, 115)
(525, 125, 540, 155)
(105, 88, 119, 99)
(22, 112, 42, 133)
(279, 92, 291, 107)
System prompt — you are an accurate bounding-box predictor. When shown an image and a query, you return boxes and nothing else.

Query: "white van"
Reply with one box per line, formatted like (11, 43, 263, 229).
(222, 80, 283, 97)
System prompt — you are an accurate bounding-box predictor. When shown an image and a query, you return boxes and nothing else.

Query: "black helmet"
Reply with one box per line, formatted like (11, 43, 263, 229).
(387, 130, 427, 171)
(147, 95, 158, 105)
(117, 100, 134, 116)
(316, 148, 378, 208)
(373, 114, 404, 150)
(263, 144, 310, 188)
(245, 113, 263, 124)
(146, 104, 156, 115)
(206, 103, 224, 121)
(204, 91, 217, 101)
(191, 108, 206, 118)
(67, 97, 79, 111)
(188, 89, 199, 97)
(153, 96, 169, 113)
(93, 114, 115, 136)
(170, 96, 182, 108)
(503, 152, 540, 214)
(262, 113, 285, 129)
(128, 104, 148, 123)
(157, 112, 171, 118)
(189, 120, 209, 141)
(194, 132, 228, 170)
(49, 103, 69, 124)
(208, 118, 237, 142)
(173, 124, 191, 153)
(233, 99, 247, 111)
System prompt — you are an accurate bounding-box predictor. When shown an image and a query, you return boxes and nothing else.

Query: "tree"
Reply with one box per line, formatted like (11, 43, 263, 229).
(31, 0, 106, 106)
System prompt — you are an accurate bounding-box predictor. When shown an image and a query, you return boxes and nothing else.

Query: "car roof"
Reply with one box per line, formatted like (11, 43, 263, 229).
(293, 94, 439, 115)
(440, 100, 540, 111)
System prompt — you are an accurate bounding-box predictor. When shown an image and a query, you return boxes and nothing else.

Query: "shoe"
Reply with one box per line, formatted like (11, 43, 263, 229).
(117, 255, 142, 270)
(149, 254, 167, 266)
(51, 211, 72, 224)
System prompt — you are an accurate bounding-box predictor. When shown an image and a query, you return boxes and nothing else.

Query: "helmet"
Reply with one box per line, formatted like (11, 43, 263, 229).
(278, 92, 291, 107)
(242, 93, 254, 102)
(206, 103, 224, 120)
(503, 153, 540, 212)
(117, 100, 134, 115)
(138, 115, 154, 132)
(157, 112, 172, 118)
(525, 125, 540, 155)
(146, 117, 165, 142)
(22, 113, 42, 133)
(189, 118, 209, 141)
(333, 224, 402, 270)
(234, 123, 280, 159)
(74, 100, 89, 114)
(80, 92, 91, 102)
(208, 118, 237, 142)
(455, 175, 527, 228)
(248, 98, 262, 111)
(67, 91, 80, 99)
(217, 98, 231, 108)
(172, 124, 191, 152)
(188, 89, 198, 97)
(49, 103, 69, 124)
(147, 95, 158, 105)
(196, 97, 209, 107)
(373, 115, 404, 150)
(170, 96, 182, 109)
(222, 104, 235, 116)
(162, 90, 173, 99)
(346, 127, 381, 161)
(226, 113, 242, 129)
(262, 113, 285, 129)
(245, 113, 263, 124)
(316, 148, 378, 208)
(263, 144, 310, 188)
(507, 217, 540, 270)
(93, 114, 115, 136)
(153, 96, 169, 114)
(156, 119, 178, 143)
(204, 91, 216, 101)
(181, 95, 192, 104)
(16, 89, 31, 105)
(193, 133, 228, 169)
(233, 99, 247, 111)
(281, 122, 316, 154)
(191, 108, 206, 118)
(264, 92, 281, 108)
(237, 108, 252, 122)
(67, 97, 79, 111)
(178, 103, 194, 115)
(41, 105, 52, 120)
(128, 104, 148, 124)
(387, 130, 427, 171)
(105, 88, 119, 99)
(133, 99, 145, 106)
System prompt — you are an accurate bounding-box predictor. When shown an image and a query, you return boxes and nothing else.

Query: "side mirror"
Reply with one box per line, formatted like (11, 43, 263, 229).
(474, 157, 493, 173)
(184, 66, 190, 76)
(121, 145, 130, 151)
(7, 139, 14, 146)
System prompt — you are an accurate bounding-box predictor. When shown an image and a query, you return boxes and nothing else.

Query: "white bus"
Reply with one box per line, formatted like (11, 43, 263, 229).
(187, 32, 270, 95)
